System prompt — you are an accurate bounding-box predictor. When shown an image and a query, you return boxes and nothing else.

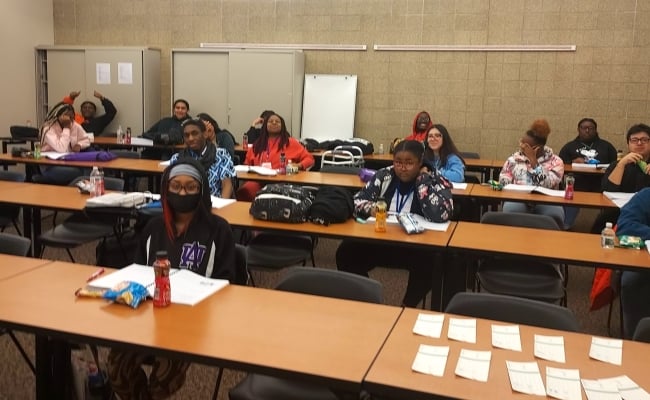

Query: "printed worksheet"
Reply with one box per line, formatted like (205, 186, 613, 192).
(411, 344, 449, 377)
(582, 379, 621, 400)
(455, 349, 491, 382)
(506, 361, 546, 396)
(448, 318, 476, 343)
(589, 337, 623, 366)
(534, 334, 566, 363)
(491, 324, 521, 351)
(413, 313, 444, 338)
(599, 375, 650, 400)
(546, 367, 582, 400)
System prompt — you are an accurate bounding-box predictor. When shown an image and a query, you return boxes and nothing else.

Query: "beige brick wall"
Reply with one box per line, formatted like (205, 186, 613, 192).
(53, 0, 650, 159)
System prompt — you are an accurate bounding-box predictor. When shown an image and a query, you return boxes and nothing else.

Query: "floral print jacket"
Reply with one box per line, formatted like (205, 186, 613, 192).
(499, 146, 564, 189)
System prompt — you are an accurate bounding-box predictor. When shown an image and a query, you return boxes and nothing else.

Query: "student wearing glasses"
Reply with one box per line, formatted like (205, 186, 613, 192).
(422, 124, 465, 183)
(107, 158, 236, 400)
(591, 124, 650, 233)
(499, 119, 565, 228)
(170, 119, 235, 198)
(336, 140, 454, 307)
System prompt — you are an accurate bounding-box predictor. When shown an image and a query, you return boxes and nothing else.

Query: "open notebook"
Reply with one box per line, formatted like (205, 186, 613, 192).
(88, 264, 229, 306)
(502, 184, 565, 198)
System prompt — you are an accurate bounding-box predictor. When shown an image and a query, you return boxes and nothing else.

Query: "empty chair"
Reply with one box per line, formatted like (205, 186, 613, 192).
(228, 268, 382, 400)
(0, 170, 26, 235)
(0, 233, 36, 373)
(633, 317, 650, 343)
(445, 292, 580, 332)
(245, 233, 316, 286)
(476, 211, 566, 305)
(110, 149, 142, 191)
(10, 125, 39, 140)
(38, 176, 125, 262)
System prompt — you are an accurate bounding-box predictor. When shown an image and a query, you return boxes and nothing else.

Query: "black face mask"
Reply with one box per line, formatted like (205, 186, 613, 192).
(167, 192, 201, 213)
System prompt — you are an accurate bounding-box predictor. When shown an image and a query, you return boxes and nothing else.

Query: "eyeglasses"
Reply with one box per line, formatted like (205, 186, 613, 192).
(629, 137, 650, 144)
(427, 133, 442, 139)
(267, 119, 282, 125)
(393, 160, 418, 169)
(168, 180, 201, 194)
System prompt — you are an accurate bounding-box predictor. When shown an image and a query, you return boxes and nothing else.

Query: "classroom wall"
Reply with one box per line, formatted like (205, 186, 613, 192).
(1, 0, 53, 136)
(51, 0, 650, 159)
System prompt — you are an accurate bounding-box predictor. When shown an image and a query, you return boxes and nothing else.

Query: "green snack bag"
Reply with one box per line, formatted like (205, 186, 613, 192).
(618, 235, 645, 249)
(638, 160, 648, 173)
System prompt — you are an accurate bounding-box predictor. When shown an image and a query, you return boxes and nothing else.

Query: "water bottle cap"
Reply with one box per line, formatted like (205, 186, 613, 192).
(605, 222, 613, 228)
(155, 250, 168, 258)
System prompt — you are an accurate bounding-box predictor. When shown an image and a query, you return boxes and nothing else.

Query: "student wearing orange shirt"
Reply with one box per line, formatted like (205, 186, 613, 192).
(238, 113, 314, 201)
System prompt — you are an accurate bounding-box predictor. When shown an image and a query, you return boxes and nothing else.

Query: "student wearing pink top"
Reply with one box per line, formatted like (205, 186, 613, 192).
(238, 113, 314, 201)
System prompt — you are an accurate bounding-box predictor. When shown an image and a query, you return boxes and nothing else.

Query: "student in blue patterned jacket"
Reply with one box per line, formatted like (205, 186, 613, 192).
(170, 118, 236, 198)
(336, 139, 454, 307)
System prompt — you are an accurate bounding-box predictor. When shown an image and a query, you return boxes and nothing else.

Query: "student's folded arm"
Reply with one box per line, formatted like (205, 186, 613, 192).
(42, 126, 71, 153)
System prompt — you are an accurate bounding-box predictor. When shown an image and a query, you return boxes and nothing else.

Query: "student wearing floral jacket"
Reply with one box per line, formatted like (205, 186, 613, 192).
(336, 140, 453, 307)
(499, 119, 565, 228)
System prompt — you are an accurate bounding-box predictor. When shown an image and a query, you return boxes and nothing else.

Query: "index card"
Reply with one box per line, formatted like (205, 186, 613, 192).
(455, 349, 491, 382)
(546, 367, 582, 400)
(534, 334, 566, 363)
(589, 337, 623, 366)
(506, 361, 546, 396)
(599, 376, 650, 400)
(413, 313, 444, 338)
(411, 344, 449, 377)
(448, 318, 476, 343)
(582, 379, 621, 400)
(492, 324, 522, 351)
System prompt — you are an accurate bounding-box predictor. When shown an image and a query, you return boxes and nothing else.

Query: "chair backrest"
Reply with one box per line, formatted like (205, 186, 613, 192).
(464, 175, 481, 184)
(70, 176, 125, 191)
(633, 317, 650, 343)
(10, 125, 39, 139)
(0, 233, 31, 256)
(233, 244, 249, 286)
(0, 170, 26, 183)
(445, 292, 580, 332)
(460, 151, 480, 159)
(111, 149, 141, 159)
(320, 165, 362, 175)
(276, 267, 383, 304)
(481, 211, 560, 231)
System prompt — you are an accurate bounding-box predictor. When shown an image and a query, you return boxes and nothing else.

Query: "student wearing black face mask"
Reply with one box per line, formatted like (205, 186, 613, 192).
(107, 158, 235, 400)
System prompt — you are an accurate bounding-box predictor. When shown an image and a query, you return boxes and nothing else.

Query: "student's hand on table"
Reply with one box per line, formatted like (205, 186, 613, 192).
(72, 144, 81, 152)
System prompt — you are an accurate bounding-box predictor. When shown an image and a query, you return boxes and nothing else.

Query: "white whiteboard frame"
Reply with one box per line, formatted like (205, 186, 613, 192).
(300, 74, 357, 140)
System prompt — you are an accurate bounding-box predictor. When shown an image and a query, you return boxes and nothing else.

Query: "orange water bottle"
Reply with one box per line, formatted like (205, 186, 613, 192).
(153, 251, 171, 307)
(375, 197, 387, 233)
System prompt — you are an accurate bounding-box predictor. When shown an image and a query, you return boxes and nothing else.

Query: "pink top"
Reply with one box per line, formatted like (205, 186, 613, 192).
(41, 121, 91, 153)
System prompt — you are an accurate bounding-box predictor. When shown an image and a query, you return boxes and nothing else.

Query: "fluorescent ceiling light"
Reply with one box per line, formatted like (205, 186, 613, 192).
(200, 43, 367, 51)
(373, 44, 576, 52)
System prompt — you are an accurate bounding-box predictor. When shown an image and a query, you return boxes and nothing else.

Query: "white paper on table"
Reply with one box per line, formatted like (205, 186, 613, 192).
(452, 182, 468, 190)
(582, 379, 622, 400)
(599, 375, 650, 400)
(413, 313, 444, 338)
(96, 62, 111, 85)
(603, 192, 636, 209)
(41, 151, 70, 160)
(210, 196, 236, 209)
(448, 318, 477, 343)
(411, 344, 449, 377)
(118, 62, 133, 84)
(159, 160, 171, 167)
(589, 337, 623, 366)
(546, 367, 582, 400)
(130, 137, 154, 146)
(534, 334, 566, 363)
(506, 361, 546, 396)
(455, 349, 491, 382)
(491, 324, 522, 351)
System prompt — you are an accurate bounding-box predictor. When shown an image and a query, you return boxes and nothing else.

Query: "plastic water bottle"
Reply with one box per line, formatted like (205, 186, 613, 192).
(378, 143, 385, 155)
(601, 222, 615, 248)
(279, 152, 287, 175)
(116, 125, 123, 144)
(125, 126, 132, 144)
(89, 166, 104, 197)
(375, 197, 387, 233)
(242, 133, 248, 148)
(564, 174, 574, 200)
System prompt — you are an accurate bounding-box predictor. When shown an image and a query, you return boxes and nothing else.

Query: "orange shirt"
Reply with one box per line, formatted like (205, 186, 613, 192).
(244, 137, 315, 170)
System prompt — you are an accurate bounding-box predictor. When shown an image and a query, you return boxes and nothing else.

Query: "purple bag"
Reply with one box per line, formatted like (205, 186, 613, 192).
(358, 168, 376, 183)
(62, 151, 117, 162)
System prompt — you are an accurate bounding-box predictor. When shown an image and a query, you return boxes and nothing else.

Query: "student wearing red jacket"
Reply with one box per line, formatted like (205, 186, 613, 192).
(404, 111, 433, 142)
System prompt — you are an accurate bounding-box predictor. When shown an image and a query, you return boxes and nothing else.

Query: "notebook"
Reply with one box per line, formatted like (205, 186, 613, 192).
(88, 264, 229, 306)
(502, 184, 565, 198)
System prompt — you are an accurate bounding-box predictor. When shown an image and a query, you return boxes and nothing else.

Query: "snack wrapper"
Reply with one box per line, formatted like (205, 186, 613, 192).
(488, 180, 503, 191)
(618, 235, 645, 249)
(76, 281, 149, 309)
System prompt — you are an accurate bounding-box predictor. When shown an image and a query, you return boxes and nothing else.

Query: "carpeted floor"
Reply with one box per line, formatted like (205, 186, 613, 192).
(0, 207, 621, 399)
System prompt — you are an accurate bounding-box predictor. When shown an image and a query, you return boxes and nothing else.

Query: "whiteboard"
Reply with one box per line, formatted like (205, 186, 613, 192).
(300, 74, 357, 140)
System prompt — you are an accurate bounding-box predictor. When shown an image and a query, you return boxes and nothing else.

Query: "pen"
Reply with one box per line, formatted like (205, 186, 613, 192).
(86, 267, 105, 282)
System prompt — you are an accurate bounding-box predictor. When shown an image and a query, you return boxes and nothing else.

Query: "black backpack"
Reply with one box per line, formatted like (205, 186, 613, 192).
(309, 186, 354, 226)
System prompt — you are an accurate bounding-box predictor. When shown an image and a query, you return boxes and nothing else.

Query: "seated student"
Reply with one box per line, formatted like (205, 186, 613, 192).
(238, 113, 314, 201)
(36, 102, 91, 185)
(195, 112, 236, 160)
(243, 110, 275, 145)
(336, 140, 454, 307)
(499, 119, 565, 228)
(141, 99, 191, 160)
(169, 119, 235, 198)
(107, 159, 236, 399)
(592, 124, 650, 233)
(617, 187, 650, 338)
(62, 89, 117, 135)
(404, 111, 433, 142)
(423, 124, 465, 183)
(558, 118, 617, 229)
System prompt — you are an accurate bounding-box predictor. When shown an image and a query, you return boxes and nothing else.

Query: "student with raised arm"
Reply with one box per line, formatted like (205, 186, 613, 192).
(63, 89, 117, 135)
(336, 140, 454, 307)
(243, 109, 275, 145)
(107, 159, 236, 399)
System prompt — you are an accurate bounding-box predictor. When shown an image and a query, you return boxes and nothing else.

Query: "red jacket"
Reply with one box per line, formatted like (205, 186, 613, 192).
(244, 137, 315, 170)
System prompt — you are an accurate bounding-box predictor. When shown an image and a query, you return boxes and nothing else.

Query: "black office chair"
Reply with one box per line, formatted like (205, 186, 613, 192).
(475, 212, 567, 305)
(245, 233, 316, 286)
(110, 149, 143, 191)
(0, 233, 36, 374)
(228, 268, 382, 400)
(0, 170, 26, 235)
(445, 292, 580, 332)
(38, 176, 125, 262)
(633, 317, 650, 343)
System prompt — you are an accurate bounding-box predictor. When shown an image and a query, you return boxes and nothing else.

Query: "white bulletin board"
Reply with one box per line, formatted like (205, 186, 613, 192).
(300, 74, 357, 140)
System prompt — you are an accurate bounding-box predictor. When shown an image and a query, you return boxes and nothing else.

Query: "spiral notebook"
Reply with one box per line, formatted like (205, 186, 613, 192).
(88, 264, 229, 306)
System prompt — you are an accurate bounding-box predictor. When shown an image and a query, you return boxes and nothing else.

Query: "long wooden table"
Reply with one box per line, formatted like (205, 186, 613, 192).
(0, 254, 52, 281)
(365, 307, 650, 399)
(469, 183, 617, 209)
(448, 221, 650, 271)
(0, 261, 403, 399)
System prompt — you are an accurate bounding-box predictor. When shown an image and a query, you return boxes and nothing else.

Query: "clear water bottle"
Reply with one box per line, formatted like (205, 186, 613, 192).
(116, 125, 123, 144)
(89, 166, 104, 197)
(601, 222, 615, 248)
(378, 143, 385, 155)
